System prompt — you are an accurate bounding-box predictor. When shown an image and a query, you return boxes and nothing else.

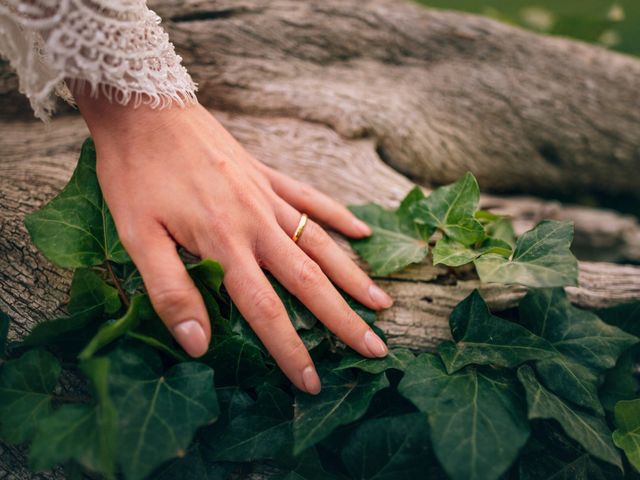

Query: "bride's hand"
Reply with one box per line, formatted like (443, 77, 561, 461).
(75, 95, 393, 394)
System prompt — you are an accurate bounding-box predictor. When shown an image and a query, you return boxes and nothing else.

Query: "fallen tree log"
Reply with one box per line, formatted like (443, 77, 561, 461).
(1, 0, 640, 478)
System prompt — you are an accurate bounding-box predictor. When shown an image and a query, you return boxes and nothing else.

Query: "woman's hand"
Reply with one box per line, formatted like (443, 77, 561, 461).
(74, 93, 393, 394)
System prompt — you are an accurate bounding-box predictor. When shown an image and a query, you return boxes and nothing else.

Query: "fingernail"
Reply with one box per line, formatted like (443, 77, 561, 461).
(364, 330, 388, 357)
(353, 218, 372, 236)
(369, 284, 393, 309)
(302, 366, 321, 395)
(172, 320, 208, 357)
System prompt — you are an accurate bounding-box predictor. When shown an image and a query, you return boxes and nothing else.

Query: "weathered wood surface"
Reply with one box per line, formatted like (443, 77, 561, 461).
(2, 0, 640, 478)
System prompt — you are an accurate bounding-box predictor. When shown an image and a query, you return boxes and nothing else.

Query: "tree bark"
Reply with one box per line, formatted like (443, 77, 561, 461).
(2, 0, 640, 478)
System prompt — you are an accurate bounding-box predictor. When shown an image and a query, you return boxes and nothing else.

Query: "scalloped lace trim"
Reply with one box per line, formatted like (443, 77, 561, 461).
(0, 0, 197, 120)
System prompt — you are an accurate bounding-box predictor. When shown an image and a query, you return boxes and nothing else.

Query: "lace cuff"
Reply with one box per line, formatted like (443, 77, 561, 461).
(0, 0, 197, 120)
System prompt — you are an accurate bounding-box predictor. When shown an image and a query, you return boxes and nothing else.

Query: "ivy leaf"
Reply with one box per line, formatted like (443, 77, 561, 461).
(398, 353, 529, 480)
(476, 210, 516, 247)
(412, 172, 484, 245)
(187, 260, 225, 297)
(29, 358, 117, 478)
(516, 365, 622, 470)
(519, 289, 638, 413)
(68, 268, 121, 315)
(293, 368, 389, 454)
(600, 346, 640, 412)
(270, 448, 336, 480)
(518, 448, 592, 480)
(341, 413, 433, 480)
(474, 220, 578, 287)
(107, 344, 219, 480)
(437, 290, 557, 373)
(432, 236, 512, 267)
(612, 399, 640, 471)
(349, 188, 431, 275)
(334, 348, 414, 374)
(79, 295, 155, 360)
(20, 306, 106, 355)
(0, 349, 60, 443)
(151, 445, 232, 480)
(24, 138, 129, 268)
(0, 310, 10, 357)
(204, 384, 292, 462)
(596, 301, 640, 337)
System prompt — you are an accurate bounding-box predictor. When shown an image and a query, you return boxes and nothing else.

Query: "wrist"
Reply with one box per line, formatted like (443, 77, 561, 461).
(72, 85, 204, 155)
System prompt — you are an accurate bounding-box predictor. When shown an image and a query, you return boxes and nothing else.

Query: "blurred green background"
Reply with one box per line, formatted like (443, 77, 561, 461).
(416, 1, 639, 57)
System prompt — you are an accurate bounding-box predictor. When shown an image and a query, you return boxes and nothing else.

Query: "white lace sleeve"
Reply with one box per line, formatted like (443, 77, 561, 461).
(0, 0, 197, 120)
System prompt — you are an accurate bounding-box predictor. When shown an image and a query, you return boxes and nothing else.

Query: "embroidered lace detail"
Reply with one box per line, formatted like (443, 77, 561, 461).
(0, 0, 197, 120)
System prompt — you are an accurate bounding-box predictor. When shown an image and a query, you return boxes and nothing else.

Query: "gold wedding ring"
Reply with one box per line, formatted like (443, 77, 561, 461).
(292, 213, 309, 243)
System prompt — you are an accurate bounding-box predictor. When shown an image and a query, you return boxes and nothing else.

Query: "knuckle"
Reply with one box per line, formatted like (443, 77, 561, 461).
(302, 221, 331, 250)
(280, 337, 308, 363)
(250, 288, 283, 324)
(296, 258, 324, 289)
(150, 287, 195, 314)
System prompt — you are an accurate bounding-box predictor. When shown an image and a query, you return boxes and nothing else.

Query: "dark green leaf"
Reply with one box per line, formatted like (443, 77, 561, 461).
(204, 384, 292, 462)
(20, 305, 105, 353)
(612, 399, 640, 472)
(29, 358, 117, 477)
(293, 368, 389, 454)
(519, 289, 638, 413)
(187, 260, 225, 297)
(519, 449, 591, 480)
(341, 413, 433, 480)
(24, 138, 129, 267)
(517, 365, 622, 470)
(412, 172, 484, 245)
(349, 188, 431, 275)
(79, 295, 155, 360)
(151, 445, 232, 480)
(107, 344, 219, 480)
(474, 220, 578, 287)
(432, 236, 511, 267)
(596, 301, 640, 337)
(0, 310, 10, 357)
(0, 349, 60, 443)
(398, 354, 529, 480)
(600, 346, 640, 412)
(437, 290, 556, 373)
(270, 448, 336, 480)
(68, 268, 121, 315)
(334, 348, 414, 374)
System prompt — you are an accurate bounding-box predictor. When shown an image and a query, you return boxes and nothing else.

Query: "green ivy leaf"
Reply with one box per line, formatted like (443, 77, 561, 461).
(412, 172, 484, 245)
(24, 138, 129, 268)
(600, 346, 640, 412)
(79, 295, 155, 360)
(0, 310, 10, 357)
(349, 188, 431, 275)
(0, 349, 60, 443)
(334, 348, 414, 374)
(437, 290, 557, 373)
(29, 358, 117, 478)
(270, 448, 336, 480)
(516, 365, 622, 470)
(518, 448, 591, 480)
(612, 399, 640, 472)
(596, 301, 640, 337)
(293, 368, 389, 454)
(68, 268, 121, 315)
(519, 289, 638, 414)
(432, 236, 512, 267)
(341, 413, 433, 480)
(476, 210, 516, 247)
(398, 353, 529, 480)
(107, 344, 219, 480)
(474, 220, 578, 287)
(204, 384, 292, 462)
(150, 445, 232, 480)
(20, 306, 105, 355)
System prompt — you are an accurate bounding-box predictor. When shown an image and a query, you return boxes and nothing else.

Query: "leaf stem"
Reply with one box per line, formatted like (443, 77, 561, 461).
(106, 261, 130, 308)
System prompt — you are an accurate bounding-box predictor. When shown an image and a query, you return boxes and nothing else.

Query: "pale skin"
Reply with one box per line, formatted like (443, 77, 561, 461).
(74, 91, 393, 394)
